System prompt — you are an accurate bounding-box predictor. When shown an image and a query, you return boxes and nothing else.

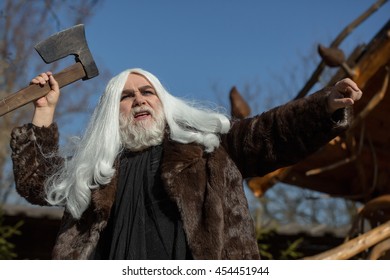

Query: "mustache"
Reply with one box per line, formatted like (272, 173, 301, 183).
(131, 106, 154, 117)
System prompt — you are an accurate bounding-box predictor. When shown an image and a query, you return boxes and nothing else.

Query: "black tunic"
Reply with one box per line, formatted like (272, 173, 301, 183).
(93, 145, 192, 259)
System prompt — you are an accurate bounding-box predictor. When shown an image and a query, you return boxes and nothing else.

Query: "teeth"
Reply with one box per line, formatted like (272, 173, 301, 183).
(135, 111, 150, 117)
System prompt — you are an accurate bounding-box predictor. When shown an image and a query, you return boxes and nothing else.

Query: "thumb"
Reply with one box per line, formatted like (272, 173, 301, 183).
(48, 74, 59, 93)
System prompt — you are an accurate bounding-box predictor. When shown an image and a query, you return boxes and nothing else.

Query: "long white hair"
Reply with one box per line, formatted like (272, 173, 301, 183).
(45, 68, 231, 219)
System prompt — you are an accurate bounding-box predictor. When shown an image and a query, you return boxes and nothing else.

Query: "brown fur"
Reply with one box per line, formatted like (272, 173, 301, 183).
(10, 88, 350, 259)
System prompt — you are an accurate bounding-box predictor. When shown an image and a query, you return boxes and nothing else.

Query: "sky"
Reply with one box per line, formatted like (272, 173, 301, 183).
(84, 0, 390, 112)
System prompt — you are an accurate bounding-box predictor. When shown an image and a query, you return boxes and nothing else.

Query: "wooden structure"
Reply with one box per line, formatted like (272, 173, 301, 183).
(234, 1, 390, 259)
(247, 15, 389, 203)
(2, 204, 63, 259)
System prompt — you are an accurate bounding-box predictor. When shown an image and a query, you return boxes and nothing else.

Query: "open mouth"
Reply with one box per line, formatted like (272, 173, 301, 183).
(133, 110, 152, 120)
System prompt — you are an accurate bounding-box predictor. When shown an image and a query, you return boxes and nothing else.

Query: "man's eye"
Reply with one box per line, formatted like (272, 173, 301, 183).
(120, 95, 130, 101)
(143, 90, 154, 95)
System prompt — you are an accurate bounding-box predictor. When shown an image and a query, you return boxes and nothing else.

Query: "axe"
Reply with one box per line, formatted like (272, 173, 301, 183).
(0, 24, 98, 117)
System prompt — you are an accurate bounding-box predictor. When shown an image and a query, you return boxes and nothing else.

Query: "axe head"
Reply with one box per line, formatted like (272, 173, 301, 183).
(34, 24, 98, 79)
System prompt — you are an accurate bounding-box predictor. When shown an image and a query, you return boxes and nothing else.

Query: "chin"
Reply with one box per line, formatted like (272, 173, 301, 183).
(133, 119, 155, 129)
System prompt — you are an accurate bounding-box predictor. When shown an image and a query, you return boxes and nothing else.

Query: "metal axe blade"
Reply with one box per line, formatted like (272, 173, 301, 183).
(35, 24, 98, 79)
(0, 24, 99, 117)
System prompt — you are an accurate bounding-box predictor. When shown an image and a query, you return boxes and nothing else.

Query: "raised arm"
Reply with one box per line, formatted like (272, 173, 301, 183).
(10, 72, 63, 205)
(221, 78, 362, 178)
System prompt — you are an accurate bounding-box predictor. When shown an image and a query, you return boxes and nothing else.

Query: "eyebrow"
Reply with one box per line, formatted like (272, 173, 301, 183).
(121, 85, 155, 95)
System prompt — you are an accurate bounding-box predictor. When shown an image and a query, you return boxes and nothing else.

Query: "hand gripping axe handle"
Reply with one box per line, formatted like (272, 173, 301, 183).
(0, 24, 99, 117)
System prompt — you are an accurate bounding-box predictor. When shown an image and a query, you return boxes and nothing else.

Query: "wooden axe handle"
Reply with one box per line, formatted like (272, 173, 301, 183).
(0, 62, 86, 117)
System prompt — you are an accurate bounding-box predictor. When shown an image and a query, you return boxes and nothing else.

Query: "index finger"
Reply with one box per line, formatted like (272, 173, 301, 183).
(336, 78, 360, 92)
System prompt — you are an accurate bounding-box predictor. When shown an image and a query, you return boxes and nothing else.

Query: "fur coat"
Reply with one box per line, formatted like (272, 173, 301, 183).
(10, 89, 350, 259)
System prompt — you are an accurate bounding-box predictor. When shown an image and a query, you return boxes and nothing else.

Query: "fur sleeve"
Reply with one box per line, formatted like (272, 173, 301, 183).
(221, 88, 351, 178)
(10, 123, 63, 205)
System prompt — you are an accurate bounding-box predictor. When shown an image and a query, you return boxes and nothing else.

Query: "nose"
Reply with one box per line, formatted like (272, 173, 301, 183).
(132, 92, 146, 107)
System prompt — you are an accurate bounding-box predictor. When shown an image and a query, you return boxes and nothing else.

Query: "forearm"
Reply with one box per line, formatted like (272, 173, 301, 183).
(32, 107, 56, 127)
(222, 89, 351, 178)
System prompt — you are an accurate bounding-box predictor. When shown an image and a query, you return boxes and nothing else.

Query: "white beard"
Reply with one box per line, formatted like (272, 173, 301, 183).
(119, 105, 166, 152)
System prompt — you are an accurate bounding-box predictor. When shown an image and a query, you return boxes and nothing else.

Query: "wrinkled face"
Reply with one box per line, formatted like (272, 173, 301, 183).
(119, 73, 162, 128)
